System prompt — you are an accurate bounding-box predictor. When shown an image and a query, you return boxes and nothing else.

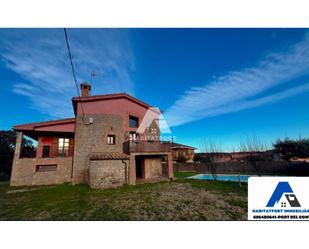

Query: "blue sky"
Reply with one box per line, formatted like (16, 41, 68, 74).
(1, 28, 309, 151)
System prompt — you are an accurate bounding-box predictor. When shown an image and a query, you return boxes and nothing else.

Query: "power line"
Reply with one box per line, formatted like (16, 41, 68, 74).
(63, 28, 86, 118)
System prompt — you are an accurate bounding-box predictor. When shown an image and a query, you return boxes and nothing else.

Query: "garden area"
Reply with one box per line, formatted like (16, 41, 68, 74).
(0, 172, 247, 221)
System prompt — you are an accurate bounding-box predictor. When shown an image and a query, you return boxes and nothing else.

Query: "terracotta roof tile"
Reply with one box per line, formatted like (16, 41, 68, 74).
(89, 152, 130, 160)
(13, 118, 76, 132)
(72, 93, 153, 114)
(169, 142, 196, 150)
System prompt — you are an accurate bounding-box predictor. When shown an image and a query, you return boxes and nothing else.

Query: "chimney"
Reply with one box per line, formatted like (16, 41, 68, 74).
(80, 82, 91, 97)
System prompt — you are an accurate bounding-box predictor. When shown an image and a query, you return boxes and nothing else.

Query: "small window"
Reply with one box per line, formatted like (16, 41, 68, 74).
(42, 145, 51, 158)
(36, 164, 57, 172)
(151, 128, 157, 134)
(129, 115, 139, 128)
(107, 135, 116, 145)
(58, 138, 70, 156)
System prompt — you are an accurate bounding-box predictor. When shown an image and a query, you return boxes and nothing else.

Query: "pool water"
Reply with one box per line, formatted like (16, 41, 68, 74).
(188, 174, 253, 182)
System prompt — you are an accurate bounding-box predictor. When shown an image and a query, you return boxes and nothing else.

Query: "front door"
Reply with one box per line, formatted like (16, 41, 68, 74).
(136, 157, 144, 178)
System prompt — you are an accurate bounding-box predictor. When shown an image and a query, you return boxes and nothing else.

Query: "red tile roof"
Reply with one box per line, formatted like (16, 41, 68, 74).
(72, 93, 152, 114)
(169, 142, 196, 150)
(89, 152, 130, 160)
(13, 118, 75, 132)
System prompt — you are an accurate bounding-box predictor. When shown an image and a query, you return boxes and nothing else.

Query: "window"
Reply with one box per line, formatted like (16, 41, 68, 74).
(42, 145, 51, 158)
(107, 135, 116, 145)
(129, 132, 137, 141)
(129, 115, 139, 128)
(150, 128, 157, 134)
(36, 164, 57, 172)
(58, 138, 70, 156)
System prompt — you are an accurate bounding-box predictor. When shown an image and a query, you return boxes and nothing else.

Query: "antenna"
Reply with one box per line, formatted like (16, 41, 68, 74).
(90, 71, 97, 90)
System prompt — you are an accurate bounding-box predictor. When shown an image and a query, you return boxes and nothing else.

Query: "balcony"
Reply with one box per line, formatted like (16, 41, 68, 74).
(123, 140, 171, 154)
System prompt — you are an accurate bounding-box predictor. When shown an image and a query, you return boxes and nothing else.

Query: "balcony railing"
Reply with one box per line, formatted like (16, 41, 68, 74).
(123, 140, 171, 154)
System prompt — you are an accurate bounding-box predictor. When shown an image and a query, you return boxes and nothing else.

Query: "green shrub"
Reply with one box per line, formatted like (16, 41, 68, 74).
(273, 138, 309, 160)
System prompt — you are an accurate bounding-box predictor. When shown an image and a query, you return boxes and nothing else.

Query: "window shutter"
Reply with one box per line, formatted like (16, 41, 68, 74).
(69, 138, 74, 156)
(51, 137, 58, 157)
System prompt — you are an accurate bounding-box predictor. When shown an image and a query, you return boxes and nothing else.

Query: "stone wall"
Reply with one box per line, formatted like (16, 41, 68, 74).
(10, 158, 35, 186)
(10, 157, 73, 186)
(89, 159, 129, 188)
(174, 161, 309, 176)
(73, 114, 125, 184)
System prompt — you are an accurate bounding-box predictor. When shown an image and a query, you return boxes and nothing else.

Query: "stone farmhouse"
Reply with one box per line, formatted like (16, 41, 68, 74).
(11, 83, 195, 188)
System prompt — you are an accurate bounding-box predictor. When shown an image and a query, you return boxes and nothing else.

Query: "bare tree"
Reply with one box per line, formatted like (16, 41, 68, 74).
(239, 135, 268, 152)
(201, 139, 222, 180)
(239, 135, 269, 176)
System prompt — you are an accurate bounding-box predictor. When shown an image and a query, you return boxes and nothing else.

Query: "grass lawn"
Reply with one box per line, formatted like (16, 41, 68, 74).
(174, 171, 199, 178)
(0, 177, 248, 221)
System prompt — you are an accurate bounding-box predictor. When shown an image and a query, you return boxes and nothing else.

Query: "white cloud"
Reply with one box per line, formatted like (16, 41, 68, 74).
(0, 28, 134, 118)
(165, 33, 309, 127)
(194, 83, 309, 119)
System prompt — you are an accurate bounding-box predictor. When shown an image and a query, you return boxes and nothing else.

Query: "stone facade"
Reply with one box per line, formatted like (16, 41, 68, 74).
(72, 114, 125, 184)
(89, 159, 129, 189)
(33, 157, 72, 185)
(11, 157, 72, 187)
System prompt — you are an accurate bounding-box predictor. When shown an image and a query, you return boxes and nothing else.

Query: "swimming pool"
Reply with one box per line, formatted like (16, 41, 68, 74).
(188, 174, 254, 182)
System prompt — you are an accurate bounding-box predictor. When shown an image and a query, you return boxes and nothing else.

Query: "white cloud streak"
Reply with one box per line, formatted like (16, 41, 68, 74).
(165, 33, 309, 127)
(0, 29, 134, 118)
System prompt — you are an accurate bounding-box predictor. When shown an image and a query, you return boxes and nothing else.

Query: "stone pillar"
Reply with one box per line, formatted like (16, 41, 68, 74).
(167, 152, 174, 180)
(128, 154, 136, 185)
(14, 132, 23, 158)
(10, 131, 23, 186)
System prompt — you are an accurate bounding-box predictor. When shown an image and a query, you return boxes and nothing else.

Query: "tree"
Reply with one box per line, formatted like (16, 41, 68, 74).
(273, 137, 309, 160)
(0, 130, 36, 180)
(245, 154, 269, 176)
(239, 135, 268, 153)
(201, 139, 222, 180)
(239, 135, 268, 176)
(193, 154, 203, 164)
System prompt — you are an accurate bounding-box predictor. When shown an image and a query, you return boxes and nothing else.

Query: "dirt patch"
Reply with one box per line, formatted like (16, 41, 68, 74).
(97, 182, 247, 220)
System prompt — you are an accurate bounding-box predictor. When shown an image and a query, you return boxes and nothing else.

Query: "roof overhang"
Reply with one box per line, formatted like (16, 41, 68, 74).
(170, 146, 197, 150)
(169, 142, 196, 150)
(13, 118, 76, 140)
